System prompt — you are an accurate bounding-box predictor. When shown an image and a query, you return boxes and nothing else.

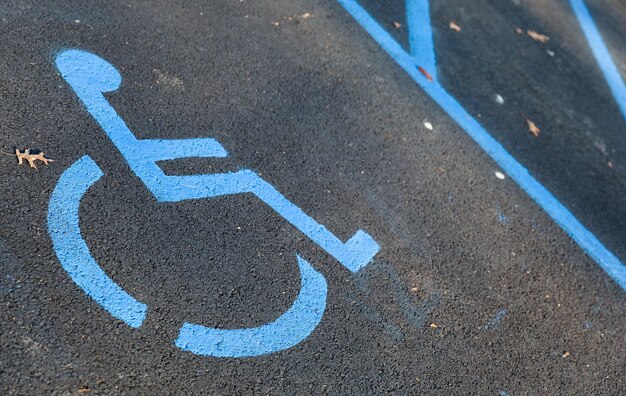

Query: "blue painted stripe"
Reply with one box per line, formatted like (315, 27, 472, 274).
(335, 0, 626, 291)
(47, 155, 148, 327)
(406, 0, 437, 80)
(570, 0, 626, 122)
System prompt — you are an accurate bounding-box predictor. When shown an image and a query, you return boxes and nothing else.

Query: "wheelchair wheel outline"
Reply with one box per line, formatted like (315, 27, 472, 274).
(48, 155, 328, 357)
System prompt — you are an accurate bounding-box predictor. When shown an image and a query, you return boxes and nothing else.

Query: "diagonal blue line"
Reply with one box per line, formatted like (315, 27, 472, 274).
(570, 0, 626, 122)
(335, 0, 626, 291)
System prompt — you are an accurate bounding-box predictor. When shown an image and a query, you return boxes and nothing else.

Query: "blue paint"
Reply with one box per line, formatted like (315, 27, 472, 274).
(47, 155, 147, 328)
(406, 0, 437, 80)
(354, 261, 441, 330)
(54, 49, 379, 273)
(336, 0, 626, 291)
(52, 49, 379, 356)
(584, 302, 602, 329)
(570, 0, 626, 122)
(175, 255, 327, 357)
(484, 308, 507, 330)
(496, 206, 508, 224)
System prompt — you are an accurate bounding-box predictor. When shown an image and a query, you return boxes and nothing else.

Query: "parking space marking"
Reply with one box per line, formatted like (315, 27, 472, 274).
(406, 0, 437, 80)
(336, 0, 626, 291)
(49, 49, 381, 356)
(570, 0, 626, 122)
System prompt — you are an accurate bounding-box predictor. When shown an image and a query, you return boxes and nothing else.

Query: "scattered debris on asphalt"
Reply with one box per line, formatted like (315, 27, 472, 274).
(546, 49, 555, 56)
(393, 21, 402, 29)
(525, 117, 541, 137)
(424, 121, 433, 130)
(154, 69, 184, 91)
(301, 12, 312, 19)
(562, 351, 570, 358)
(10, 148, 54, 169)
(516, 28, 550, 44)
(527, 29, 550, 43)
(495, 171, 506, 180)
(417, 66, 433, 81)
(449, 21, 461, 32)
(494, 94, 505, 104)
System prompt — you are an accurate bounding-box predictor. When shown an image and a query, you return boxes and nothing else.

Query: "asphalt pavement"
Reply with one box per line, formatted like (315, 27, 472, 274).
(1, 0, 625, 394)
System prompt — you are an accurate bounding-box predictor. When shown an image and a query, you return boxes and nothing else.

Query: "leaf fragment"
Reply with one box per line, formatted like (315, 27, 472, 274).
(527, 29, 549, 43)
(15, 148, 54, 169)
(525, 118, 540, 137)
(417, 66, 433, 82)
(449, 21, 461, 32)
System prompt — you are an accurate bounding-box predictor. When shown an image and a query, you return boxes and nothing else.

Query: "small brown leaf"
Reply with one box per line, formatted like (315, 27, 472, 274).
(527, 29, 550, 43)
(449, 21, 461, 32)
(418, 66, 433, 82)
(525, 118, 540, 137)
(15, 148, 54, 169)
(78, 387, 90, 394)
(562, 351, 570, 358)
(393, 21, 402, 29)
(429, 323, 438, 328)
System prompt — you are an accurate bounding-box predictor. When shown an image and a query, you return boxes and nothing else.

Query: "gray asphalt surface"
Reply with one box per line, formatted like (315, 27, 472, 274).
(1, 0, 625, 394)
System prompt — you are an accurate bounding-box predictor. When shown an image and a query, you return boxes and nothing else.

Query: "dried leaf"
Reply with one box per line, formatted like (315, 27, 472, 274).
(527, 29, 549, 43)
(15, 148, 54, 169)
(449, 21, 461, 32)
(525, 118, 540, 137)
(393, 21, 402, 29)
(418, 66, 433, 82)
(429, 323, 438, 328)
(301, 12, 312, 19)
(562, 351, 570, 358)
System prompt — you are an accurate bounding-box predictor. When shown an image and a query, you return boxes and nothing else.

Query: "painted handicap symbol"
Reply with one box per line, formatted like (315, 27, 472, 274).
(48, 49, 380, 357)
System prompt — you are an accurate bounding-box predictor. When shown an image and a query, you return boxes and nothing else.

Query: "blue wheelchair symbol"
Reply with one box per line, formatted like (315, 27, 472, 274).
(48, 50, 380, 357)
